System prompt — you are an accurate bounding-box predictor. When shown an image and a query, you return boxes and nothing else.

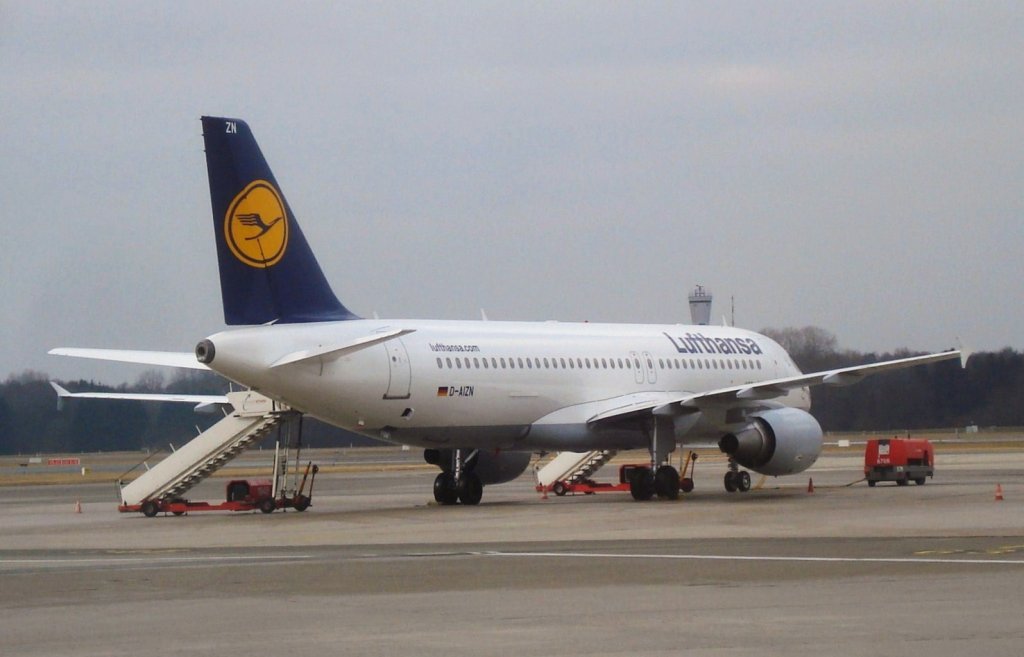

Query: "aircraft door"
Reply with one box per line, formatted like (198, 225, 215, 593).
(383, 338, 412, 400)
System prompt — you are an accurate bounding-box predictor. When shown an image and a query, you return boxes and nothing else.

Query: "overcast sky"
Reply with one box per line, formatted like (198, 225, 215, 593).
(2, 2, 1021, 384)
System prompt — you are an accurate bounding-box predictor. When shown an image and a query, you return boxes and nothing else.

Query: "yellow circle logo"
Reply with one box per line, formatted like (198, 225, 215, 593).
(224, 180, 289, 267)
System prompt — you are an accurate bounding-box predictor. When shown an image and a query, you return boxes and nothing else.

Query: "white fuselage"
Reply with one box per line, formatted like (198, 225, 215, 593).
(203, 319, 808, 452)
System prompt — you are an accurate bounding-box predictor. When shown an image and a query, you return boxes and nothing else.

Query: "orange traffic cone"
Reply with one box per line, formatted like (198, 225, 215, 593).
(540, 485, 549, 500)
(74, 500, 82, 514)
(995, 484, 1004, 501)
(807, 478, 814, 493)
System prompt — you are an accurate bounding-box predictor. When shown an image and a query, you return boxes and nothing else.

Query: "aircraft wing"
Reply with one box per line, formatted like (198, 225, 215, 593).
(48, 348, 207, 370)
(587, 349, 966, 424)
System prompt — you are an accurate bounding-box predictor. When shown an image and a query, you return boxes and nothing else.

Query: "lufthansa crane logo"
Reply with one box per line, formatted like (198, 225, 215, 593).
(224, 180, 289, 267)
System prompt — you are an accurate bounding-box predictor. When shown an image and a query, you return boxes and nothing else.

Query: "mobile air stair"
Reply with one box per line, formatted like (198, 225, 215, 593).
(118, 391, 293, 516)
(535, 450, 618, 496)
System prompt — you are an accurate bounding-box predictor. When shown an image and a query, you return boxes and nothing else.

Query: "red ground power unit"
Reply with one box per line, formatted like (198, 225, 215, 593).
(865, 438, 934, 487)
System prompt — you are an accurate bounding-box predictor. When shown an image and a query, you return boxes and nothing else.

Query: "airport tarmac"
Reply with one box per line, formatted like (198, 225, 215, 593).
(2, 446, 1023, 656)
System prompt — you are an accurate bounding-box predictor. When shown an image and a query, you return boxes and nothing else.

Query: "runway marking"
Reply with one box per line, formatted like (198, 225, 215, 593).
(0, 554, 313, 566)
(479, 551, 1024, 566)
(915, 544, 1024, 557)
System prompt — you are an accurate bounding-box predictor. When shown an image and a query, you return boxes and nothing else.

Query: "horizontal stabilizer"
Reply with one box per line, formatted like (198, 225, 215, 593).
(50, 382, 227, 405)
(49, 348, 207, 370)
(270, 328, 416, 368)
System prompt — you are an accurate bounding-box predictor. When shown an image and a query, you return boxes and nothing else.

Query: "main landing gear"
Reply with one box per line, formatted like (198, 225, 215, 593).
(628, 454, 698, 501)
(628, 464, 682, 501)
(629, 417, 690, 501)
(723, 460, 752, 493)
(427, 448, 484, 506)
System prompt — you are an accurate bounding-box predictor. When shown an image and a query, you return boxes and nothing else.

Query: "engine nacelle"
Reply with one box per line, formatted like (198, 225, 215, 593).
(423, 449, 532, 485)
(718, 407, 822, 476)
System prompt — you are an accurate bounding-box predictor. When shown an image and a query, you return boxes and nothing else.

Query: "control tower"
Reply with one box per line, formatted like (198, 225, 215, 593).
(688, 285, 712, 325)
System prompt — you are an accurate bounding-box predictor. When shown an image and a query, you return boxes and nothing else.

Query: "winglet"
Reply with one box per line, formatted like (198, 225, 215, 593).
(955, 339, 972, 368)
(49, 382, 70, 411)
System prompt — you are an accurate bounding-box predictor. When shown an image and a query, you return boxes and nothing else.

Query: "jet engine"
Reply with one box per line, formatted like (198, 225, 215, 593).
(718, 407, 823, 476)
(423, 449, 532, 485)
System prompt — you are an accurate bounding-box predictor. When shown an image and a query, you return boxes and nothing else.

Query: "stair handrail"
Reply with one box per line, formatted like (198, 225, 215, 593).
(114, 446, 169, 500)
(155, 414, 281, 501)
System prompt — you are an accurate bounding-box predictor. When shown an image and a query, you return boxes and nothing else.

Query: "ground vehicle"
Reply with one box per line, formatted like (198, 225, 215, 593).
(122, 463, 318, 517)
(539, 453, 698, 498)
(865, 438, 934, 486)
(542, 464, 647, 497)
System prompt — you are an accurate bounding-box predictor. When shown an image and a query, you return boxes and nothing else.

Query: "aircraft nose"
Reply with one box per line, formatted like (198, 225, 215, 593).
(195, 339, 216, 364)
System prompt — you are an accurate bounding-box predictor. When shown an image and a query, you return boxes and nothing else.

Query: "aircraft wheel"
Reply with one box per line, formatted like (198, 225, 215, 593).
(458, 473, 483, 506)
(552, 481, 568, 497)
(141, 500, 159, 518)
(259, 497, 276, 514)
(433, 472, 459, 505)
(630, 467, 655, 501)
(736, 471, 752, 492)
(724, 471, 738, 493)
(680, 477, 695, 493)
(654, 465, 681, 500)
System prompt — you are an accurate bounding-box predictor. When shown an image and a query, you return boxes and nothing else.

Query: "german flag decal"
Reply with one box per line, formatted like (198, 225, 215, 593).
(437, 387, 449, 397)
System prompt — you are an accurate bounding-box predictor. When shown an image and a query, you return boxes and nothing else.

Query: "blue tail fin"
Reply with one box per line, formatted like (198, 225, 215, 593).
(201, 116, 358, 325)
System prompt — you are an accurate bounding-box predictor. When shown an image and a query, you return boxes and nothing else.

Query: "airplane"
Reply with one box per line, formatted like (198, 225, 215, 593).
(51, 116, 966, 505)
